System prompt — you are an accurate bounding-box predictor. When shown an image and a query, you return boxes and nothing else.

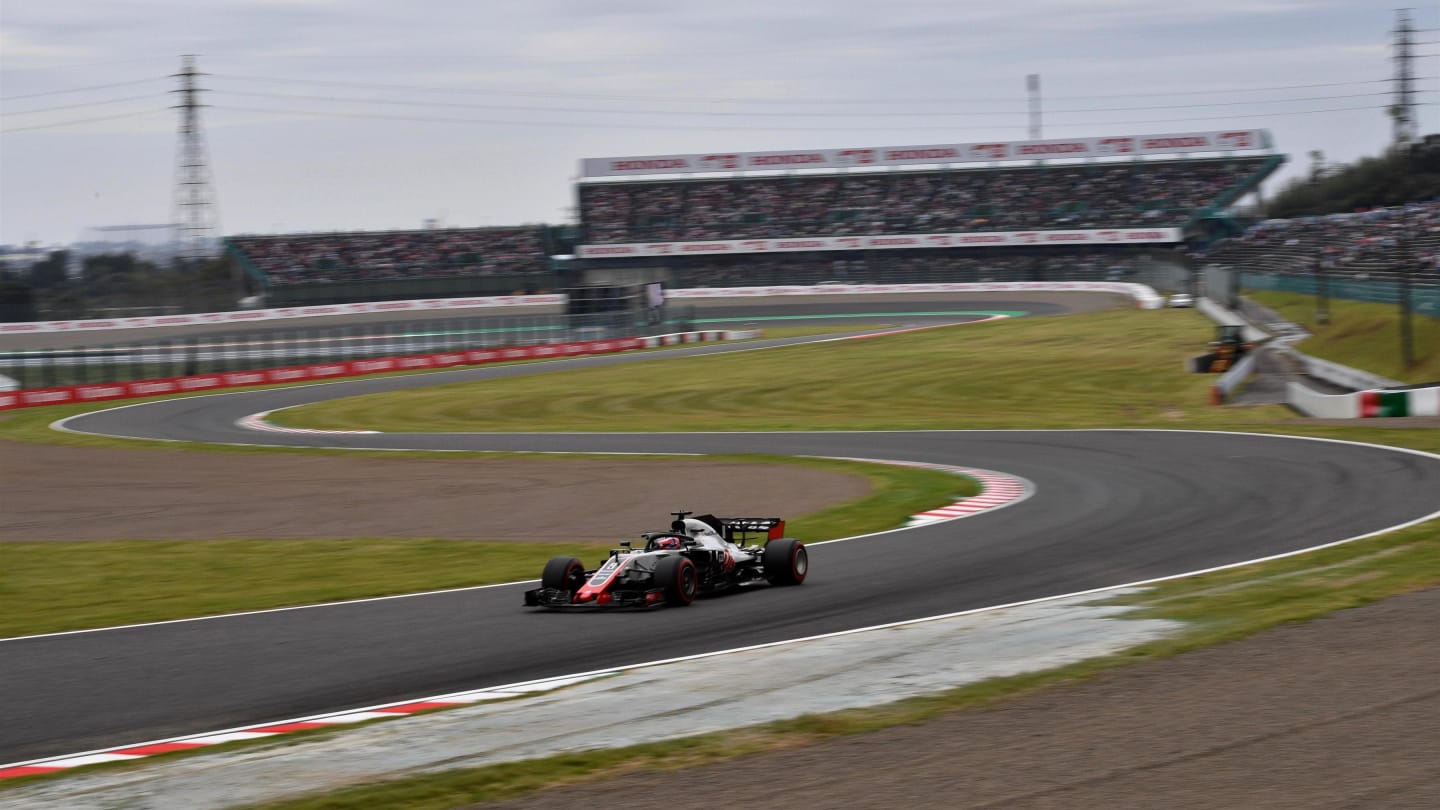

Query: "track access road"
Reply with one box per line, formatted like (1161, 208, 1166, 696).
(5, 318, 1439, 766)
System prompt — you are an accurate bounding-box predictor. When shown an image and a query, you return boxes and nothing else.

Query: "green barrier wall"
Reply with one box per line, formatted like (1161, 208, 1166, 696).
(1240, 273, 1440, 317)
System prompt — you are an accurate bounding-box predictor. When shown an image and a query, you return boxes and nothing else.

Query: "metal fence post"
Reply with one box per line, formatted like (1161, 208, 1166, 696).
(40, 349, 56, 388)
(127, 341, 139, 382)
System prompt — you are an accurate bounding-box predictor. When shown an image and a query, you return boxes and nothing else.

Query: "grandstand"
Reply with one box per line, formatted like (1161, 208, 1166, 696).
(579, 157, 1273, 245)
(226, 225, 556, 304)
(1203, 201, 1440, 283)
(574, 129, 1280, 270)
(225, 128, 1282, 304)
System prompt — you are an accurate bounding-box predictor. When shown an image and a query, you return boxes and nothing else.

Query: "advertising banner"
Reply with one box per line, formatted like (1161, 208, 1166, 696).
(0, 338, 649, 411)
(581, 130, 1270, 178)
(576, 227, 1182, 259)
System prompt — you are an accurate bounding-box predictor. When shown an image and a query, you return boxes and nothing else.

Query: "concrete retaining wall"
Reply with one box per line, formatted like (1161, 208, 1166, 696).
(1287, 383, 1440, 419)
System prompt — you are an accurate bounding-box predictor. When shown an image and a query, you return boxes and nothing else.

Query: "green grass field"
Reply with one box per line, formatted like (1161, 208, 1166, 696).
(4, 302, 1440, 804)
(1245, 289, 1440, 383)
(272, 309, 1285, 432)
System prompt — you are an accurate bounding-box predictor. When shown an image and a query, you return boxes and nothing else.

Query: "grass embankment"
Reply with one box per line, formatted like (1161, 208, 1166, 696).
(274, 308, 1280, 432)
(1245, 289, 1440, 383)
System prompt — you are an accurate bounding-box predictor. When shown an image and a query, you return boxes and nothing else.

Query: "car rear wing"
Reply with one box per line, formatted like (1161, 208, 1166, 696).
(719, 517, 786, 542)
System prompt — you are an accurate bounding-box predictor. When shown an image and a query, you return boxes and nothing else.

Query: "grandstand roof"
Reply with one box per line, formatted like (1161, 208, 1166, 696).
(580, 128, 1274, 182)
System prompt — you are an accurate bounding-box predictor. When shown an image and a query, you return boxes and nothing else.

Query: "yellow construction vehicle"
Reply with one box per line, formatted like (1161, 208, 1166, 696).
(1192, 325, 1251, 373)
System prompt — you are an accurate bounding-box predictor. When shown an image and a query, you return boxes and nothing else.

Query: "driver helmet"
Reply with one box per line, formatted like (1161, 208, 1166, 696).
(654, 536, 683, 550)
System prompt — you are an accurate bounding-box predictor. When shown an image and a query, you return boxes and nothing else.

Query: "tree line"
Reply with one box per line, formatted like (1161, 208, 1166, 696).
(1267, 137, 1440, 218)
(0, 252, 239, 322)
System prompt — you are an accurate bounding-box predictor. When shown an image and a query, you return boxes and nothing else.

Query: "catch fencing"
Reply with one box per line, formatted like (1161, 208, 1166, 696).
(0, 330, 751, 412)
(0, 308, 689, 391)
(1239, 272, 1440, 316)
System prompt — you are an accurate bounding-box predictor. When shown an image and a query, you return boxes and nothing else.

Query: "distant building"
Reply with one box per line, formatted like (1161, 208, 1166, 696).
(74, 224, 192, 265)
(0, 243, 53, 278)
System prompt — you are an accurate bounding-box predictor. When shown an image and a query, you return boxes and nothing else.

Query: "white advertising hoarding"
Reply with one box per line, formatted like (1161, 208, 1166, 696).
(575, 227, 1182, 259)
(580, 129, 1271, 179)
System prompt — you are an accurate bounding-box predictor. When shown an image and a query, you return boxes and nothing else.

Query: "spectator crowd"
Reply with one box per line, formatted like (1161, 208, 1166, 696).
(1204, 201, 1440, 282)
(230, 227, 548, 286)
(581, 157, 1272, 244)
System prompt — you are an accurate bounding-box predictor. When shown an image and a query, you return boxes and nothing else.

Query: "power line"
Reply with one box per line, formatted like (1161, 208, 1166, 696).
(2, 95, 1405, 135)
(2, 55, 178, 73)
(210, 89, 1425, 118)
(209, 72, 1430, 106)
(0, 77, 169, 102)
(0, 108, 171, 134)
(211, 102, 1398, 133)
(2, 93, 170, 117)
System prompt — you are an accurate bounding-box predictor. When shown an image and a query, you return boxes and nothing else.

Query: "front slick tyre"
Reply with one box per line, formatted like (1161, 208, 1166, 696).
(655, 555, 698, 606)
(541, 556, 586, 595)
(763, 539, 808, 585)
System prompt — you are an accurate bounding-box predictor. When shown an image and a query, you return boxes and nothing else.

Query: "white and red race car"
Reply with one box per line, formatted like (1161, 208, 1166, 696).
(524, 511, 808, 609)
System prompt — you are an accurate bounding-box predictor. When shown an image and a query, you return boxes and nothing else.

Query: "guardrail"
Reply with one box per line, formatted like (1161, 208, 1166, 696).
(1276, 347, 1404, 391)
(1209, 353, 1258, 405)
(1195, 298, 1269, 343)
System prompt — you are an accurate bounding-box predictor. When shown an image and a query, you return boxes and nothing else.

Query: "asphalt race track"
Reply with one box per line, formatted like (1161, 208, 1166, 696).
(5, 305, 1440, 765)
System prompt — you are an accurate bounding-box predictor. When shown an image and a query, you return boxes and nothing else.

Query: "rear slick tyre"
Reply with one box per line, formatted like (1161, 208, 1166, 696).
(763, 539, 808, 585)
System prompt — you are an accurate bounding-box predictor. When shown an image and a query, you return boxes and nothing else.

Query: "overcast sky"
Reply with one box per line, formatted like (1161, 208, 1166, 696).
(1, 0, 1436, 246)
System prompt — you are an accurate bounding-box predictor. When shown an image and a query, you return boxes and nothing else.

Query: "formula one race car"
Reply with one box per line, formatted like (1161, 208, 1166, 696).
(524, 511, 808, 609)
